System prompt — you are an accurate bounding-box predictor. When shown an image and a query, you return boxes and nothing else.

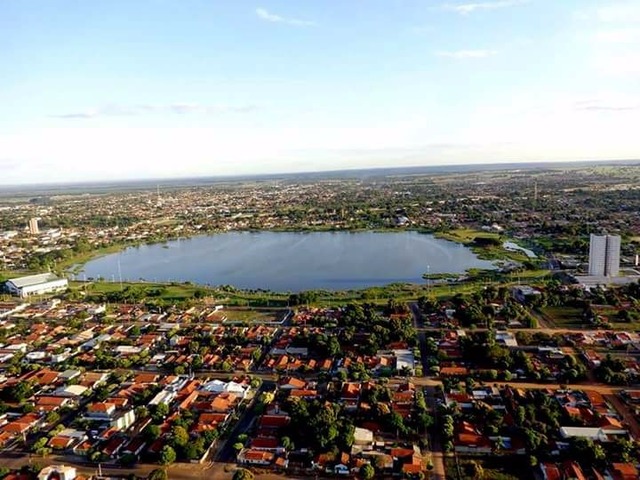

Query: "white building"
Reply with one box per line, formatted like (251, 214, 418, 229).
(5, 273, 68, 298)
(201, 379, 250, 398)
(29, 217, 40, 235)
(38, 465, 76, 480)
(589, 234, 620, 276)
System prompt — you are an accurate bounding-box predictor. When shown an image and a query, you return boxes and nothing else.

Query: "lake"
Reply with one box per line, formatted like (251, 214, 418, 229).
(78, 231, 495, 291)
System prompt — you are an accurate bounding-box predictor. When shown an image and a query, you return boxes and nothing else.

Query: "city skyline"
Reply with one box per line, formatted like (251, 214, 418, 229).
(2, 0, 640, 184)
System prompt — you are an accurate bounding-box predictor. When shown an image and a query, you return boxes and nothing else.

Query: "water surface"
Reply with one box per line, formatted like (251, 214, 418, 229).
(79, 232, 495, 291)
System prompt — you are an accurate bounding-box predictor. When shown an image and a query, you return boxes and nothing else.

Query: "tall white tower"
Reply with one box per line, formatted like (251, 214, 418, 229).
(605, 235, 621, 277)
(28, 217, 40, 235)
(589, 234, 620, 276)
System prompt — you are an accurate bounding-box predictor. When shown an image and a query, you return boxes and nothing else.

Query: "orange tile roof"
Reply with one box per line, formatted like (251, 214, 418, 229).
(611, 463, 639, 480)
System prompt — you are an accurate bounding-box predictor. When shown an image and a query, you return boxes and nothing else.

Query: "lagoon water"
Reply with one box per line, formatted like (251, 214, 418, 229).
(79, 232, 495, 292)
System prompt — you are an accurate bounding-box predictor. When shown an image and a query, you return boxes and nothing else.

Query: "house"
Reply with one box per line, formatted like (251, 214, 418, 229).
(53, 385, 89, 398)
(278, 377, 306, 390)
(37, 465, 76, 480)
(48, 435, 76, 450)
(103, 436, 128, 458)
(201, 379, 250, 398)
(341, 382, 361, 401)
(86, 402, 116, 419)
(249, 437, 282, 452)
(1, 413, 41, 435)
(122, 436, 147, 456)
(562, 461, 587, 480)
(47, 429, 86, 451)
(353, 427, 374, 447)
(454, 422, 492, 454)
(540, 463, 562, 480)
(111, 409, 136, 431)
(511, 285, 541, 304)
(393, 349, 415, 373)
(36, 396, 72, 412)
(559, 426, 626, 441)
(609, 463, 639, 480)
(238, 448, 275, 466)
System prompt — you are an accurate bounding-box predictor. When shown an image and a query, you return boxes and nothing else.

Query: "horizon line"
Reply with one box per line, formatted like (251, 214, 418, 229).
(1, 158, 640, 190)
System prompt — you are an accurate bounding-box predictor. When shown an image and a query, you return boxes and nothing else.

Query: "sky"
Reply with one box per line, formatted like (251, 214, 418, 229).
(1, 0, 640, 184)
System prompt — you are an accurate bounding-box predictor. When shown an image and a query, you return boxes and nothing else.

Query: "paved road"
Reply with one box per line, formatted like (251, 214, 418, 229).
(604, 393, 640, 440)
(0, 454, 294, 480)
(215, 381, 274, 462)
(0, 454, 203, 480)
(409, 304, 446, 480)
(409, 303, 430, 376)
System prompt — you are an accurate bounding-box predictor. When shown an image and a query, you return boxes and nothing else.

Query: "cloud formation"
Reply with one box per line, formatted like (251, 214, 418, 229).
(593, 28, 640, 44)
(50, 103, 260, 119)
(574, 99, 640, 112)
(436, 49, 497, 58)
(255, 8, 315, 26)
(443, 0, 528, 15)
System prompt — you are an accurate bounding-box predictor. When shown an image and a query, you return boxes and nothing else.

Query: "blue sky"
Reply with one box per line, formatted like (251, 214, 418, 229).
(1, 0, 640, 184)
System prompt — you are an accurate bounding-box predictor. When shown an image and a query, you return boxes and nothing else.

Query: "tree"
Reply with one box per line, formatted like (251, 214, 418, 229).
(31, 437, 48, 453)
(386, 411, 407, 437)
(233, 442, 245, 454)
(152, 403, 169, 422)
(45, 411, 60, 425)
(10, 381, 34, 402)
(144, 424, 162, 441)
(361, 464, 375, 480)
(184, 436, 206, 460)
(159, 445, 176, 465)
(147, 469, 168, 480)
(170, 425, 189, 448)
(120, 453, 137, 467)
(281, 436, 294, 451)
(462, 461, 484, 479)
(232, 468, 254, 480)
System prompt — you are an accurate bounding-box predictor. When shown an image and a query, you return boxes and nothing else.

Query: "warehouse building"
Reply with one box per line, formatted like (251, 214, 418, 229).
(5, 273, 68, 298)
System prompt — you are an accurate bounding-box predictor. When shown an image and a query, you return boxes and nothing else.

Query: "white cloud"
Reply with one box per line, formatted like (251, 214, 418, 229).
(50, 103, 260, 119)
(595, 52, 640, 77)
(593, 28, 640, 44)
(443, 0, 528, 15)
(595, 4, 640, 23)
(255, 8, 315, 27)
(436, 49, 497, 58)
(573, 93, 640, 112)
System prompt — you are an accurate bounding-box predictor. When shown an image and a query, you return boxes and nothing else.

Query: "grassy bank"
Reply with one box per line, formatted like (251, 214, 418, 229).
(435, 228, 534, 263)
(62, 243, 130, 273)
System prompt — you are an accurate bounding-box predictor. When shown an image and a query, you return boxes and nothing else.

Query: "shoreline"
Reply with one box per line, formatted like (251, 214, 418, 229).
(5, 227, 537, 295)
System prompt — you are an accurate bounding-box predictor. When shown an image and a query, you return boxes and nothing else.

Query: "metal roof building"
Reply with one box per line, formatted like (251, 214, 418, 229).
(5, 273, 68, 298)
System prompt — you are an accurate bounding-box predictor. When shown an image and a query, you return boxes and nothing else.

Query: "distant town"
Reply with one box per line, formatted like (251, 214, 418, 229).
(1, 163, 640, 480)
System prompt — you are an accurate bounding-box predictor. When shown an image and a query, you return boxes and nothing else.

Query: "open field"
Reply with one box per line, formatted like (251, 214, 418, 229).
(445, 456, 529, 480)
(435, 228, 500, 245)
(222, 307, 288, 324)
(435, 228, 533, 263)
(541, 306, 585, 328)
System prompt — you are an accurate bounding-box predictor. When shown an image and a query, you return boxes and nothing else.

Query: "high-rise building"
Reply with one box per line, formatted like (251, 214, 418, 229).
(605, 235, 621, 277)
(588, 234, 620, 276)
(28, 217, 39, 235)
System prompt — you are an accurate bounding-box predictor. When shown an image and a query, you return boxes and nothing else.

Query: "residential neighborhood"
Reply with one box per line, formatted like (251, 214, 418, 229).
(0, 276, 639, 480)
